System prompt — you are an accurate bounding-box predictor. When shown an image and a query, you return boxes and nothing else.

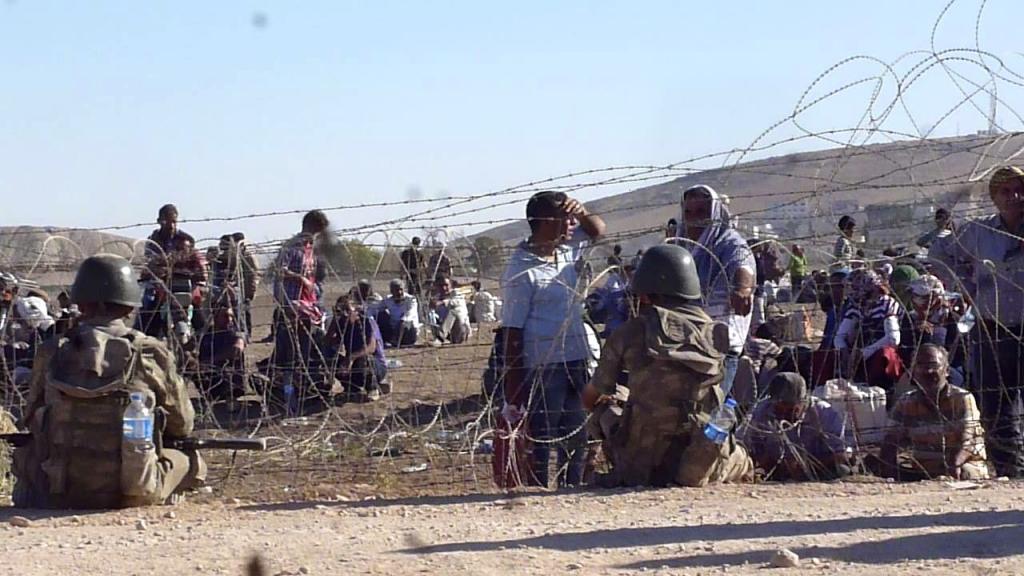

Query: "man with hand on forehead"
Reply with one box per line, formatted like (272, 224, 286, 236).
(499, 190, 605, 488)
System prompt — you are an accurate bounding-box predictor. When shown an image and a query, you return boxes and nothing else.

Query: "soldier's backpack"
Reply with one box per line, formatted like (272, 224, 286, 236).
(14, 330, 163, 509)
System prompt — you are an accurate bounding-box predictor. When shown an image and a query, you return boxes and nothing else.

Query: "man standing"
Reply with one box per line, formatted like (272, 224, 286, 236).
(917, 208, 954, 249)
(936, 166, 1024, 477)
(13, 254, 204, 508)
(400, 237, 425, 296)
(231, 232, 260, 337)
(788, 244, 808, 297)
(137, 204, 205, 338)
(678, 185, 756, 395)
(582, 244, 753, 487)
(273, 210, 329, 412)
(500, 191, 605, 488)
(428, 249, 453, 283)
(834, 215, 857, 270)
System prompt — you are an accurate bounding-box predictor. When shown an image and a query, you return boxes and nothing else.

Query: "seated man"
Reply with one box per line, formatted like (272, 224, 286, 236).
(196, 303, 250, 400)
(377, 279, 420, 348)
(325, 295, 389, 401)
(878, 343, 990, 481)
(429, 275, 471, 344)
(739, 372, 852, 481)
(353, 279, 385, 319)
(470, 280, 497, 324)
(13, 254, 205, 508)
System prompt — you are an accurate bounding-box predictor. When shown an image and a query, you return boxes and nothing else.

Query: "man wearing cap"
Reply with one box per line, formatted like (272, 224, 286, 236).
(378, 278, 420, 348)
(739, 372, 852, 481)
(935, 166, 1024, 477)
(13, 254, 204, 508)
(582, 244, 753, 488)
(499, 191, 605, 488)
(889, 264, 921, 310)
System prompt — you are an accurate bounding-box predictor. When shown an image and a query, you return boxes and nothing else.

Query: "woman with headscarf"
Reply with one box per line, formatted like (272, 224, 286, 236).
(834, 269, 904, 394)
(899, 275, 957, 365)
(676, 185, 756, 395)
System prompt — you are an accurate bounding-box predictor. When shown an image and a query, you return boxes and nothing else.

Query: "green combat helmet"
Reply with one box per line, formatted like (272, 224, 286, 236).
(70, 254, 142, 307)
(631, 244, 702, 300)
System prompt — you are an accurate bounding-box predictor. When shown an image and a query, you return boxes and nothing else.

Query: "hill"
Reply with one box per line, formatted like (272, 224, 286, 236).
(0, 226, 137, 278)
(478, 133, 1024, 263)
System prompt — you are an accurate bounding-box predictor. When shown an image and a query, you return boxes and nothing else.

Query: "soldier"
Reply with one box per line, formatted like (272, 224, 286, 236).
(13, 254, 205, 508)
(582, 244, 753, 487)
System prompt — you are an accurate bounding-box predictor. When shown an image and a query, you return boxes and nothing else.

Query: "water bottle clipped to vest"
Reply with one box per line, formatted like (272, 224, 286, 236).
(123, 392, 154, 452)
(121, 391, 162, 502)
(703, 397, 738, 445)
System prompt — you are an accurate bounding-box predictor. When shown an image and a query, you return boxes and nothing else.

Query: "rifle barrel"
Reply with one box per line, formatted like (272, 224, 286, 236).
(1, 433, 267, 452)
(166, 437, 268, 451)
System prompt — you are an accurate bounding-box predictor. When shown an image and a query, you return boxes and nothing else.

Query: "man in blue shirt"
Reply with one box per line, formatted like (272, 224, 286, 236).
(500, 191, 605, 488)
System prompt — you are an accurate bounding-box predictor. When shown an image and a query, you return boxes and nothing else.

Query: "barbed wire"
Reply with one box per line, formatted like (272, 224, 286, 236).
(3, 0, 1024, 498)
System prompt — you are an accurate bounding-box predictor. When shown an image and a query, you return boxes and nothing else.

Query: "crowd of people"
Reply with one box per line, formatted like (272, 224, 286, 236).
(4, 165, 1024, 510)
(496, 166, 1024, 489)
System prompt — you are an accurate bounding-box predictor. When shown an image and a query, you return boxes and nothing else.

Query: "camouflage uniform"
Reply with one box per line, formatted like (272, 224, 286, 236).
(13, 318, 205, 508)
(588, 304, 753, 487)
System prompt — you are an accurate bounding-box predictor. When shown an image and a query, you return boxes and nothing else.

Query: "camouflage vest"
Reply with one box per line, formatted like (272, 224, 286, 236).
(612, 305, 728, 486)
(16, 324, 163, 508)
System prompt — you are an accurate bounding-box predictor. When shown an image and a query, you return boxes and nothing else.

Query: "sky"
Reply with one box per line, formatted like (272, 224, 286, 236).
(0, 0, 1021, 247)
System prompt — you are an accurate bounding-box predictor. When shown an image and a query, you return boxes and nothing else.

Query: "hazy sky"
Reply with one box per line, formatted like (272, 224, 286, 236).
(1, 0, 1020, 246)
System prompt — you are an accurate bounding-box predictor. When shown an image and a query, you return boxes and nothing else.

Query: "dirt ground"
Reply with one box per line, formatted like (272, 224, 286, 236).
(6, 291, 1015, 575)
(1, 479, 1023, 575)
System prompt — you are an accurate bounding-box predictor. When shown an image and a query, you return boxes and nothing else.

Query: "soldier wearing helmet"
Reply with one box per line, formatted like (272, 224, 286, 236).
(13, 254, 205, 508)
(582, 244, 753, 488)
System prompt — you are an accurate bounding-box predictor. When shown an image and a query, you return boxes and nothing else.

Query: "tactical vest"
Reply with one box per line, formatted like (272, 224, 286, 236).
(612, 306, 728, 486)
(15, 328, 163, 509)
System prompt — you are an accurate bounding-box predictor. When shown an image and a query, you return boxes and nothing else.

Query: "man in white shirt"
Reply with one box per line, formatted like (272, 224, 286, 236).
(430, 276, 471, 344)
(470, 280, 497, 323)
(378, 279, 420, 348)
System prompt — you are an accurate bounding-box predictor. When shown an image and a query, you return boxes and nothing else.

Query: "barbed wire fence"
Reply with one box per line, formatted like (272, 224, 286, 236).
(1, 0, 1024, 498)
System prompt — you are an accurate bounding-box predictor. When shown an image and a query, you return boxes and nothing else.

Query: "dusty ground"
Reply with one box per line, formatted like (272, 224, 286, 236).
(1, 479, 1023, 575)
(6, 291, 1009, 575)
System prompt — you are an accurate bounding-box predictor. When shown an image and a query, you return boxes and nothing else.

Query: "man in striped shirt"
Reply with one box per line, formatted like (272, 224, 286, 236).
(879, 344, 990, 481)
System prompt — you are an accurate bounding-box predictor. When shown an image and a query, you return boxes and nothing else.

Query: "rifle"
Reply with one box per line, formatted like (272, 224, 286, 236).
(0, 432, 267, 451)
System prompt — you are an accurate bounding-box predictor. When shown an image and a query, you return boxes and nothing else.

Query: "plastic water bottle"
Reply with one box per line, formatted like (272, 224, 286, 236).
(957, 306, 976, 334)
(122, 392, 154, 451)
(703, 398, 738, 445)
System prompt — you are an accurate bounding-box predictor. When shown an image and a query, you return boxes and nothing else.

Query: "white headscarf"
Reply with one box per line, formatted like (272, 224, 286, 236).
(679, 184, 733, 248)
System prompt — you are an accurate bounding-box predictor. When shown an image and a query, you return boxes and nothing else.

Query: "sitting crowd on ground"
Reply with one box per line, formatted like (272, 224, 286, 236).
(4, 166, 1024, 511)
